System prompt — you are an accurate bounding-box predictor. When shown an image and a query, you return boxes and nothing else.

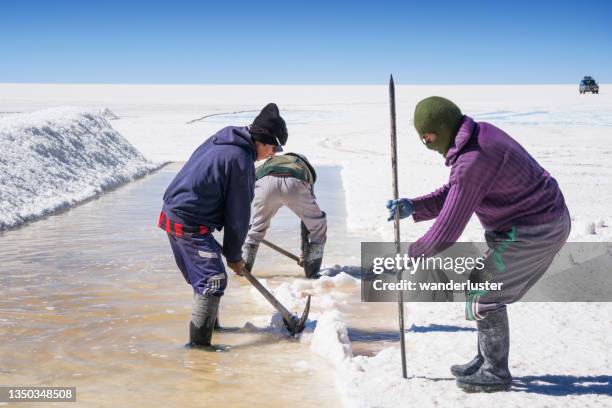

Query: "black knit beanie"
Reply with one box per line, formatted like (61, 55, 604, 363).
(250, 103, 288, 150)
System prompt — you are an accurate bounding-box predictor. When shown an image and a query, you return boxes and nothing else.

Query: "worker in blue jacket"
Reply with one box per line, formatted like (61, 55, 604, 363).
(159, 103, 288, 349)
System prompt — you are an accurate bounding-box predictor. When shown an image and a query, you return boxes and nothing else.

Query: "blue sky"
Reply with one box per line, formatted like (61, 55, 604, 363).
(1, 0, 610, 84)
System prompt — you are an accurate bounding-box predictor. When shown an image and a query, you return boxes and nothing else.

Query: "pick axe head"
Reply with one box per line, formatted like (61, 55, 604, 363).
(240, 267, 311, 337)
(283, 295, 311, 335)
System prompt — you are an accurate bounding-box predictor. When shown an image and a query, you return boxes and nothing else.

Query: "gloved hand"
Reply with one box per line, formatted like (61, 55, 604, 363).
(386, 198, 414, 221)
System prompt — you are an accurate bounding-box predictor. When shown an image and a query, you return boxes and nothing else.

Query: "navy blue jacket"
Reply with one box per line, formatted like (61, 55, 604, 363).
(162, 126, 256, 262)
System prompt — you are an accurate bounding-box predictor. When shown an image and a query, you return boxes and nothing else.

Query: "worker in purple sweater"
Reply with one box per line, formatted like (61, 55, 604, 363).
(387, 96, 570, 392)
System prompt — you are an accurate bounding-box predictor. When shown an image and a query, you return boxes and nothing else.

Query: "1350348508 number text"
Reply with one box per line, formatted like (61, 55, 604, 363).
(0, 387, 76, 402)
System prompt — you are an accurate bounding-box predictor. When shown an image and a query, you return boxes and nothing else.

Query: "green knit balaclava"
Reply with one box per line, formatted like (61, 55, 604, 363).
(413, 96, 463, 157)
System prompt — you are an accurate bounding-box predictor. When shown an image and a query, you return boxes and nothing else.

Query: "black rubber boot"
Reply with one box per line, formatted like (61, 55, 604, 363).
(303, 242, 324, 279)
(242, 243, 259, 273)
(451, 352, 483, 377)
(213, 310, 221, 331)
(304, 257, 323, 279)
(457, 308, 512, 392)
(188, 293, 220, 349)
(451, 334, 483, 377)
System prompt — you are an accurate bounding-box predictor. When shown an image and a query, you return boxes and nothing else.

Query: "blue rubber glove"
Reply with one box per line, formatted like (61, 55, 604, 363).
(386, 198, 414, 221)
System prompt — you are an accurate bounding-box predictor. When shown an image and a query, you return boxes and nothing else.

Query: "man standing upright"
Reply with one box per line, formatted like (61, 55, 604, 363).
(159, 103, 288, 349)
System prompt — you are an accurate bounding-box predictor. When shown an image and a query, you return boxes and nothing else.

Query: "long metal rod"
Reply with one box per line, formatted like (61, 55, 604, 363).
(261, 239, 301, 263)
(389, 74, 408, 379)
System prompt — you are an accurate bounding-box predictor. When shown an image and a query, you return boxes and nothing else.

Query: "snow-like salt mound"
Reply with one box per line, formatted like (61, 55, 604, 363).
(0, 107, 161, 230)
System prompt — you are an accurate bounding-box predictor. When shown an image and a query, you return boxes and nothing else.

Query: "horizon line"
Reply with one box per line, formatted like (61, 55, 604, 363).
(0, 82, 603, 86)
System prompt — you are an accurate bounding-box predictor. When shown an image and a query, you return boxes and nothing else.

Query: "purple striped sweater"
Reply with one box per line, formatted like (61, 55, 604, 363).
(409, 116, 566, 257)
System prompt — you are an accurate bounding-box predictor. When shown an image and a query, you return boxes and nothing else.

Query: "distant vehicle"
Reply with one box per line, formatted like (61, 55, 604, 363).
(579, 76, 599, 94)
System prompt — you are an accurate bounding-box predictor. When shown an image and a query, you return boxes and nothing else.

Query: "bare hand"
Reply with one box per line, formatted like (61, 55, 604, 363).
(227, 259, 246, 276)
(298, 251, 305, 267)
